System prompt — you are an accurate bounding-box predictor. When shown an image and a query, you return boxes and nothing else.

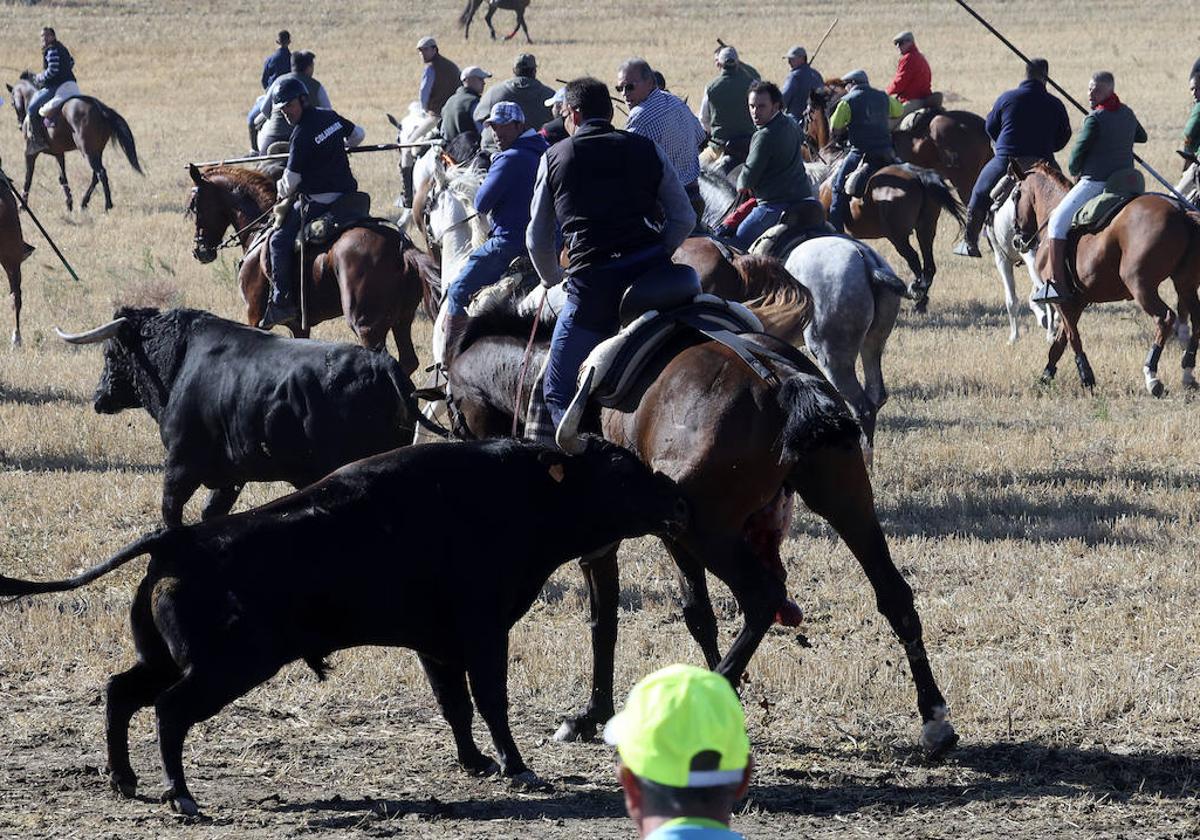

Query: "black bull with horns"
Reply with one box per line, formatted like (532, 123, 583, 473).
(56, 306, 443, 526)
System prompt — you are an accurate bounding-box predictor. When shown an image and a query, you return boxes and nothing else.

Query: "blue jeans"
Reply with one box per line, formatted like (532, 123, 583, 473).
(446, 236, 527, 316)
(543, 246, 668, 428)
(268, 198, 331, 305)
(731, 202, 786, 249)
(828, 149, 864, 234)
(27, 87, 53, 122)
(967, 154, 1011, 219)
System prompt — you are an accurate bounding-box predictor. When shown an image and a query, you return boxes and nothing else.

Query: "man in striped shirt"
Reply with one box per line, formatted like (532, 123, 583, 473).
(618, 58, 707, 219)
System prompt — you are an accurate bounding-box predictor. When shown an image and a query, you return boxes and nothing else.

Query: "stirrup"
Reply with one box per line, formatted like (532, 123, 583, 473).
(952, 239, 981, 258)
(1031, 281, 1069, 304)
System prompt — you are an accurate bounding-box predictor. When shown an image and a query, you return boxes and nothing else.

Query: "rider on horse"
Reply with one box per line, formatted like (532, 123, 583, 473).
(1182, 73, 1200, 158)
(440, 101, 549, 363)
(247, 30, 291, 151)
(1035, 71, 1147, 304)
(440, 66, 491, 144)
(781, 45, 823, 123)
(886, 31, 932, 119)
(26, 27, 80, 154)
(256, 51, 332, 154)
(526, 77, 694, 432)
(260, 76, 366, 329)
(954, 58, 1072, 258)
(699, 47, 759, 167)
(827, 69, 903, 235)
(726, 80, 814, 249)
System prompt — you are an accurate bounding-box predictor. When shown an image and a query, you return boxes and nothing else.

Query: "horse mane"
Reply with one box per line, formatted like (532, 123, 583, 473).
(458, 276, 553, 356)
(733, 255, 813, 332)
(1029, 159, 1072, 191)
(202, 165, 276, 210)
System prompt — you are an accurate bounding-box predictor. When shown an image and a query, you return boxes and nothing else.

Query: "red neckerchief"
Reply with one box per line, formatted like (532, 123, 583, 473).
(1097, 92, 1122, 112)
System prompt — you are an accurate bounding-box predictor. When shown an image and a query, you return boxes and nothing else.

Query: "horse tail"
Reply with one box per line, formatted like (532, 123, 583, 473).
(849, 239, 910, 298)
(776, 371, 860, 462)
(906, 165, 966, 229)
(459, 0, 478, 27)
(0, 530, 166, 598)
(403, 244, 443, 320)
(95, 101, 143, 174)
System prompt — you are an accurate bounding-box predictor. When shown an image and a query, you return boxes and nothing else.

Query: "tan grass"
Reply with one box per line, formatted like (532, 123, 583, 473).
(2, 0, 1200, 837)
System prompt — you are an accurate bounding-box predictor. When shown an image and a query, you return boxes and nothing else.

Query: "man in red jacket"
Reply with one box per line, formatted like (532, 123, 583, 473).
(886, 31, 932, 119)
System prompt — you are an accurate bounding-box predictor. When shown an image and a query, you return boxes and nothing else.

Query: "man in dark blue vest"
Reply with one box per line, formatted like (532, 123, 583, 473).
(827, 69, 902, 234)
(260, 77, 366, 329)
(954, 58, 1072, 258)
(526, 77, 694, 433)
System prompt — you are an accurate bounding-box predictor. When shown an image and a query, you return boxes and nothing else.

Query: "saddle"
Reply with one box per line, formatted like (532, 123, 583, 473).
(748, 199, 834, 258)
(555, 263, 789, 453)
(894, 92, 945, 134)
(1063, 168, 1146, 288)
(297, 192, 376, 250)
(845, 154, 896, 198)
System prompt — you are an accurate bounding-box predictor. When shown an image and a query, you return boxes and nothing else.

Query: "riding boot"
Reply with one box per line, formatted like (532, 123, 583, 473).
(952, 210, 984, 258)
(1032, 238, 1073, 304)
(439, 313, 472, 373)
(401, 164, 416, 209)
(24, 115, 48, 154)
(259, 248, 299, 329)
(248, 123, 260, 154)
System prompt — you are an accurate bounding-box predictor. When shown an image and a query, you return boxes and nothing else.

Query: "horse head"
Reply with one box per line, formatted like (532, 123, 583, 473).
(6, 80, 29, 127)
(186, 164, 236, 264)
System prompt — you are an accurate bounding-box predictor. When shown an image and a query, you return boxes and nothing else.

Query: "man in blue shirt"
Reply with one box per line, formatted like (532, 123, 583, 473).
(247, 30, 291, 151)
(605, 664, 751, 840)
(780, 45, 823, 123)
(260, 77, 366, 329)
(954, 58, 1072, 258)
(440, 101, 549, 363)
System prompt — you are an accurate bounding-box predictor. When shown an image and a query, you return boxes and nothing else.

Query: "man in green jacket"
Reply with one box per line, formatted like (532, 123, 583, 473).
(725, 80, 813, 249)
(699, 47, 759, 165)
(1182, 74, 1200, 158)
(440, 65, 491, 143)
(1036, 70, 1146, 303)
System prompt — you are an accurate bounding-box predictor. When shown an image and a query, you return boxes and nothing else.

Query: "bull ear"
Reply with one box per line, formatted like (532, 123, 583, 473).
(537, 449, 567, 482)
(188, 163, 205, 186)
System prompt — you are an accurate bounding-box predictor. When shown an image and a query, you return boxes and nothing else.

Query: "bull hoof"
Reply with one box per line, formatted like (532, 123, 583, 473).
(108, 771, 137, 799)
(461, 754, 501, 777)
(507, 770, 552, 792)
(913, 296, 929, 315)
(166, 793, 200, 817)
(774, 598, 804, 627)
(553, 710, 606, 743)
(919, 706, 959, 760)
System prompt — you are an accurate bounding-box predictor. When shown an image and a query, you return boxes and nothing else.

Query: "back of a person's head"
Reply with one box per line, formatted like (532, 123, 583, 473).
(564, 77, 613, 122)
(1026, 58, 1049, 82)
(291, 50, 314, 74)
(278, 30, 291, 46)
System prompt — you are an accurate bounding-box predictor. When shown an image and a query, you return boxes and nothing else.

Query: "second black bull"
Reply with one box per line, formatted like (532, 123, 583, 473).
(57, 307, 442, 525)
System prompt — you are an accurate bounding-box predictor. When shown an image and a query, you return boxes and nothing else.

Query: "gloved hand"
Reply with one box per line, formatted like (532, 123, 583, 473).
(272, 198, 290, 228)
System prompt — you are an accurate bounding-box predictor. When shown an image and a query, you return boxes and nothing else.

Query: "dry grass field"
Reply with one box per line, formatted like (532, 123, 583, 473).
(2, 0, 1200, 837)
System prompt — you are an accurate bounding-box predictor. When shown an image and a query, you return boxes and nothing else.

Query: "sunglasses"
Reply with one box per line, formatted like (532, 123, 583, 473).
(614, 82, 639, 93)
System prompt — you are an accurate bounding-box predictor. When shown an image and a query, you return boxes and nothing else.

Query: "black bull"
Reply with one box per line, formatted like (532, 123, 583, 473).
(0, 437, 689, 815)
(57, 307, 442, 526)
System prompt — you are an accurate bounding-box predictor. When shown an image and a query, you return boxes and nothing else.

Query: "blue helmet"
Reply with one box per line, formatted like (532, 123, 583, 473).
(273, 76, 309, 106)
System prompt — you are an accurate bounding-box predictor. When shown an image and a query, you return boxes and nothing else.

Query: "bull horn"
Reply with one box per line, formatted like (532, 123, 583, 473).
(55, 318, 128, 345)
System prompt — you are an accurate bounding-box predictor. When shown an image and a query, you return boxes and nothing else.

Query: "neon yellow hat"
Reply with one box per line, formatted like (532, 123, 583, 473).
(603, 664, 749, 788)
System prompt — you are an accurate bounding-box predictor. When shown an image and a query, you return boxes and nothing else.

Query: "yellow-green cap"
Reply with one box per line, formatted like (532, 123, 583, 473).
(603, 664, 749, 788)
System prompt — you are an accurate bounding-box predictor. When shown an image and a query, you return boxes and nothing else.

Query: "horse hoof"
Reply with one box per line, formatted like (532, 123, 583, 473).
(775, 597, 804, 627)
(507, 770, 552, 792)
(553, 712, 602, 743)
(1150, 381, 1166, 398)
(11, 331, 21, 347)
(108, 772, 137, 799)
(462, 755, 501, 777)
(920, 718, 960, 759)
(168, 795, 200, 817)
(913, 298, 929, 314)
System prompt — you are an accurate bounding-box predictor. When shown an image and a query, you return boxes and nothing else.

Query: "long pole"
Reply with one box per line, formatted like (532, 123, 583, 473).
(0, 165, 82, 282)
(808, 17, 839, 65)
(188, 142, 439, 169)
(953, 0, 1199, 211)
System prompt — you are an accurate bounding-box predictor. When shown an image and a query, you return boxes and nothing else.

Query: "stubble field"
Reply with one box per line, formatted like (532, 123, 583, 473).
(1, 0, 1199, 837)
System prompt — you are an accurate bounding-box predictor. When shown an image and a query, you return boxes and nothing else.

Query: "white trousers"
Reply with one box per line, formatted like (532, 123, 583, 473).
(1047, 177, 1104, 239)
(38, 81, 82, 116)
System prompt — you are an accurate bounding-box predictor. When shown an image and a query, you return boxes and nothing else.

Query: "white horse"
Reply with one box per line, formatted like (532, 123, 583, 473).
(389, 102, 439, 220)
(983, 181, 1056, 343)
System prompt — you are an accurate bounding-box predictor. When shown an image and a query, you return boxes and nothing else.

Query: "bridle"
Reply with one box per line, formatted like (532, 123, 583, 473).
(187, 184, 272, 260)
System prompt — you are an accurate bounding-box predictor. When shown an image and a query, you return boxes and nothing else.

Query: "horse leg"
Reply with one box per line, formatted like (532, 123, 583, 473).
(1057, 301, 1096, 391)
(663, 539, 721, 669)
(518, 6, 532, 42)
(80, 168, 99, 210)
(887, 233, 927, 311)
(485, 3, 498, 38)
(1173, 283, 1200, 388)
(22, 153, 37, 207)
(988, 229, 1021, 343)
(554, 543, 620, 743)
(1130, 284, 1176, 397)
(791, 444, 958, 755)
(5, 262, 21, 346)
(862, 289, 901, 412)
(52, 153, 74, 212)
(811, 344, 877, 459)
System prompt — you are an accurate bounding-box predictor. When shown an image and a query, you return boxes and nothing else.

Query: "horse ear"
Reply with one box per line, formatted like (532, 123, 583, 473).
(386, 113, 401, 129)
(1007, 160, 1025, 181)
(188, 164, 205, 186)
(4, 84, 11, 93)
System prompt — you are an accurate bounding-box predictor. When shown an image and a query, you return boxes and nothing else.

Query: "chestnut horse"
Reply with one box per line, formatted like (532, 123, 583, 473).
(809, 82, 992, 203)
(441, 275, 959, 757)
(6, 77, 142, 211)
(459, 0, 532, 42)
(1012, 161, 1200, 394)
(0, 167, 35, 345)
(806, 150, 964, 310)
(186, 164, 437, 375)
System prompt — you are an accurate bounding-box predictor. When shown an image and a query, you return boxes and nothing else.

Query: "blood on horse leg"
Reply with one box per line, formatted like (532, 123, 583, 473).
(742, 487, 803, 626)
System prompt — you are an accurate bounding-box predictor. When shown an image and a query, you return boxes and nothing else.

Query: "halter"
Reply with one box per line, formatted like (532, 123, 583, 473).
(188, 184, 273, 256)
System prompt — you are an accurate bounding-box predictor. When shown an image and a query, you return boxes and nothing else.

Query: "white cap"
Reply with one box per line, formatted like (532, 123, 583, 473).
(544, 86, 565, 107)
(416, 35, 437, 49)
(461, 65, 492, 82)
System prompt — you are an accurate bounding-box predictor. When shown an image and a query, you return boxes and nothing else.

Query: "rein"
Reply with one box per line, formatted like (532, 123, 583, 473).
(217, 206, 274, 252)
(512, 292, 547, 436)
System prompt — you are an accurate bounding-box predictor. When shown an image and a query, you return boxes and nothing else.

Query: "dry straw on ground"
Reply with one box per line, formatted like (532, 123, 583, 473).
(1, 1, 1199, 837)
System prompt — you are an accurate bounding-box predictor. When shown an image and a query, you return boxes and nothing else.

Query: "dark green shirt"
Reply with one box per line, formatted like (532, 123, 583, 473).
(1068, 104, 1147, 179)
(1183, 101, 1200, 155)
(705, 66, 757, 144)
(440, 86, 480, 142)
(737, 111, 811, 203)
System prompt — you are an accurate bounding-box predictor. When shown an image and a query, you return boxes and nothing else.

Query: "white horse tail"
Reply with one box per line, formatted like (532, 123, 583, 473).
(847, 239, 910, 298)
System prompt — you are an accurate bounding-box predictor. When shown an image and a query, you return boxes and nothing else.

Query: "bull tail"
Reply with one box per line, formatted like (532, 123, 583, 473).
(776, 372, 860, 462)
(95, 101, 143, 175)
(384, 360, 450, 439)
(0, 530, 165, 598)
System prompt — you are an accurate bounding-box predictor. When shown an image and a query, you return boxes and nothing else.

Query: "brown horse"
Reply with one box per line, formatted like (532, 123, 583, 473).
(809, 82, 993, 203)
(807, 149, 964, 309)
(1012, 161, 1200, 394)
(186, 164, 437, 375)
(6, 77, 142, 211)
(459, 0, 532, 42)
(0, 167, 35, 345)
(440, 276, 959, 757)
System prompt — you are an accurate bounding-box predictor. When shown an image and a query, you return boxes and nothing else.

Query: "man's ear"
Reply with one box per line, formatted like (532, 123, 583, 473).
(617, 764, 645, 825)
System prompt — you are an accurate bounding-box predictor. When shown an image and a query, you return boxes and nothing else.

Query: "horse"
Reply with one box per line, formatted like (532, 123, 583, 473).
(185, 164, 438, 375)
(983, 180, 1057, 344)
(440, 282, 959, 758)
(809, 82, 993, 203)
(1012, 161, 1200, 394)
(459, 0, 532, 42)
(673, 233, 905, 457)
(0, 168, 34, 345)
(806, 150, 964, 311)
(6, 76, 142, 212)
